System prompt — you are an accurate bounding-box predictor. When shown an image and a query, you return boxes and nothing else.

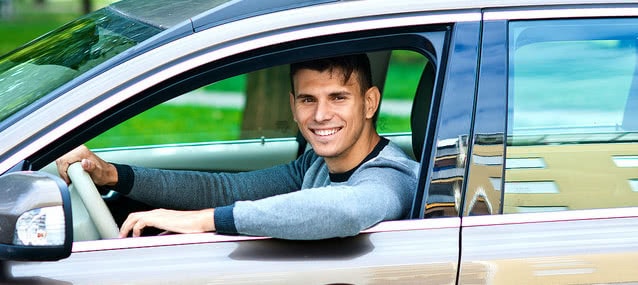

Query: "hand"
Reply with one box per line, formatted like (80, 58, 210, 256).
(55, 145, 118, 186)
(119, 208, 216, 238)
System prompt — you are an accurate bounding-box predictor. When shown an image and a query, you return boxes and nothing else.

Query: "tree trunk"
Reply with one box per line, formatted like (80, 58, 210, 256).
(241, 65, 297, 139)
(81, 0, 92, 14)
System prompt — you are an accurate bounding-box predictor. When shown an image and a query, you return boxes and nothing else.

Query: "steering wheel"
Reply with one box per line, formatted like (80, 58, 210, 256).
(67, 162, 120, 239)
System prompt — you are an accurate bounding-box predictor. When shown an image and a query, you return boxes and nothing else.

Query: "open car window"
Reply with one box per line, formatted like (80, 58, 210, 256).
(67, 48, 433, 243)
(86, 50, 426, 151)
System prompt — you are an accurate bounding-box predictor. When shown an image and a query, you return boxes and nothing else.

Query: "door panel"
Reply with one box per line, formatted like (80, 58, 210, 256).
(8, 219, 460, 284)
(461, 10, 638, 285)
(459, 210, 638, 284)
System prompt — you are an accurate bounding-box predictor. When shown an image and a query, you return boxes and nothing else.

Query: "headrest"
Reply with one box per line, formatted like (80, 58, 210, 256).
(410, 63, 436, 162)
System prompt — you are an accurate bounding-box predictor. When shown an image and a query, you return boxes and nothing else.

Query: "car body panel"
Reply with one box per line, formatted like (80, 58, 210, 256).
(9, 219, 460, 284)
(459, 208, 638, 284)
(457, 3, 638, 284)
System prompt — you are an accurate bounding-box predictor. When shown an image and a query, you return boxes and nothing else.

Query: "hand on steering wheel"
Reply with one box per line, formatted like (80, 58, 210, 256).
(68, 162, 120, 239)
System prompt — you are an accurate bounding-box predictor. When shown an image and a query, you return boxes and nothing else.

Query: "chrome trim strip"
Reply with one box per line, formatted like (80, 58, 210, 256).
(73, 218, 460, 252)
(463, 207, 638, 227)
(0, 9, 480, 174)
(485, 7, 638, 20)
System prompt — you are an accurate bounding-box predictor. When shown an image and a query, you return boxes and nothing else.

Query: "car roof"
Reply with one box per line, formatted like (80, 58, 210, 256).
(108, 0, 638, 31)
(108, 0, 339, 30)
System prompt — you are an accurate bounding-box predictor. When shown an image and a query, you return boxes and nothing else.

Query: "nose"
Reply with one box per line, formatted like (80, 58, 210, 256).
(314, 99, 333, 122)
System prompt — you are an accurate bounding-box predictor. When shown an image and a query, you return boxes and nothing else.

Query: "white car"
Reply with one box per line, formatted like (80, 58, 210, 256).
(1, 0, 637, 284)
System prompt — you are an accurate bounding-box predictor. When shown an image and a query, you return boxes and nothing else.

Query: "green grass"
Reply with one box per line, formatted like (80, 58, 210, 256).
(86, 105, 242, 148)
(0, 14, 77, 55)
(0, 0, 116, 55)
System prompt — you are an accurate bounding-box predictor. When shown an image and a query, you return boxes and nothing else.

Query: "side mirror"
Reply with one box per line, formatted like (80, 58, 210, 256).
(0, 171, 72, 261)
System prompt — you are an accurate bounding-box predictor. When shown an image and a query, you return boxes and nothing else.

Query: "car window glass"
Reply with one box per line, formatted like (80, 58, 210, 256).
(504, 19, 638, 214)
(0, 8, 161, 125)
(86, 50, 427, 149)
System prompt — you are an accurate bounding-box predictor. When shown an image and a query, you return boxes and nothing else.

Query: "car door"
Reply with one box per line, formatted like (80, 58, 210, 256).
(459, 5, 638, 284)
(3, 5, 483, 284)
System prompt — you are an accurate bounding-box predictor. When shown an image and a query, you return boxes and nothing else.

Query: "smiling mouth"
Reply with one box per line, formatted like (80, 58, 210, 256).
(312, 127, 341, 136)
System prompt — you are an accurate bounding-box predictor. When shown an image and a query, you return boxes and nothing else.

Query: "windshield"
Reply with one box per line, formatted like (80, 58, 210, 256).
(0, 7, 162, 124)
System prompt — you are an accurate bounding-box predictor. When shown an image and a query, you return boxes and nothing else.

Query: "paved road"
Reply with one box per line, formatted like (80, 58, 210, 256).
(167, 90, 412, 117)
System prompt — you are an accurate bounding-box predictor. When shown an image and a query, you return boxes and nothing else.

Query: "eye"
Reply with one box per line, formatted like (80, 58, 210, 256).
(333, 95, 347, 101)
(298, 96, 315, 103)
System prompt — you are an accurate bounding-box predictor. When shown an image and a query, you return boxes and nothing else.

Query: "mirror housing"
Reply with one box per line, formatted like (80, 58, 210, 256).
(0, 171, 72, 261)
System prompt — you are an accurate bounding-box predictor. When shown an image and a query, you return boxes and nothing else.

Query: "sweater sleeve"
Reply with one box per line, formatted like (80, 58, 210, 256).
(121, 151, 318, 211)
(232, 147, 418, 240)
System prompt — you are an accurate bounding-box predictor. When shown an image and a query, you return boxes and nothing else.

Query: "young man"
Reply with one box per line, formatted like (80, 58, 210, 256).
(56, 54, 419, 240)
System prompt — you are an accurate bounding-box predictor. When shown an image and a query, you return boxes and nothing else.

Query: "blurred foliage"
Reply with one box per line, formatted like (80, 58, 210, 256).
(0, 0, 116, 55)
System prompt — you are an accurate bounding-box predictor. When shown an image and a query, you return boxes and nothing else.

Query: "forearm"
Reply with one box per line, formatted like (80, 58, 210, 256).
(233, 182, 410, 239)
(122, 163, 303, 210)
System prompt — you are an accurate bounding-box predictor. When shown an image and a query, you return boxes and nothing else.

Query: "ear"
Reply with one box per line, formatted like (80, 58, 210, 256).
(289, 92, 298, 122)
(364, 86, 381, 119)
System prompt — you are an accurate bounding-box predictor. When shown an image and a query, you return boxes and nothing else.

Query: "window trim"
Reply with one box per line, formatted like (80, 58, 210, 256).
(484, 5, 638, 21)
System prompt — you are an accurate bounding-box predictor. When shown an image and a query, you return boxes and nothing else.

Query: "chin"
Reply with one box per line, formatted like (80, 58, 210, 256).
(309, 145, 340, 158)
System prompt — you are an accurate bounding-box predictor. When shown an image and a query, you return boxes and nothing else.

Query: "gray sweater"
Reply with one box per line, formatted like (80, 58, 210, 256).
(114, 138, 418, 240)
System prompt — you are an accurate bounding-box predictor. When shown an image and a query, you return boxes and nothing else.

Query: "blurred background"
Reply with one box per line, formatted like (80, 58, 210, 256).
(0, 0, 117, 55)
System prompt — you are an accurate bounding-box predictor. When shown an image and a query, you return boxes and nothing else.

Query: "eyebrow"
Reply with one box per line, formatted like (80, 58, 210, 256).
(328, 91, 352, 97)
(295, 90, 353, 99)
(295, 93, 315, 99)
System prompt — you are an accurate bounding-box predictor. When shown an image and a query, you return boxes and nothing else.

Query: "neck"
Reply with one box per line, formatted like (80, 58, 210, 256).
(325, 131, 381, 173)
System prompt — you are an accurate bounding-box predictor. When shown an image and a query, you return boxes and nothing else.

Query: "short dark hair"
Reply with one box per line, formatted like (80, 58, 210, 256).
(289, 54, 378, 125)
(289, 53, 373, 96)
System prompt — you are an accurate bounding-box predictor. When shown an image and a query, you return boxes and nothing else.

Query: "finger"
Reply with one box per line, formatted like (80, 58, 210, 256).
(132, 220, 148, 237)
(81, 158, 93, 172)
(119, 224, 131, 239)
(119, 212, 141, 238)
(55, 158, 71, 184)
(119, 221, 132, 238)
(81, 159, 103, 185)
(81, 158, 100, 181)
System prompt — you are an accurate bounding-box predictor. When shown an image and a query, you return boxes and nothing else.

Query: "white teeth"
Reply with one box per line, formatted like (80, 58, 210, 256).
(315, 128, 338, 136)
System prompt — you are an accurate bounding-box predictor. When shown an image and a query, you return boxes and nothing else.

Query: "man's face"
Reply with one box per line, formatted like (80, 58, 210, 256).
(290, 68, 379, 171)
